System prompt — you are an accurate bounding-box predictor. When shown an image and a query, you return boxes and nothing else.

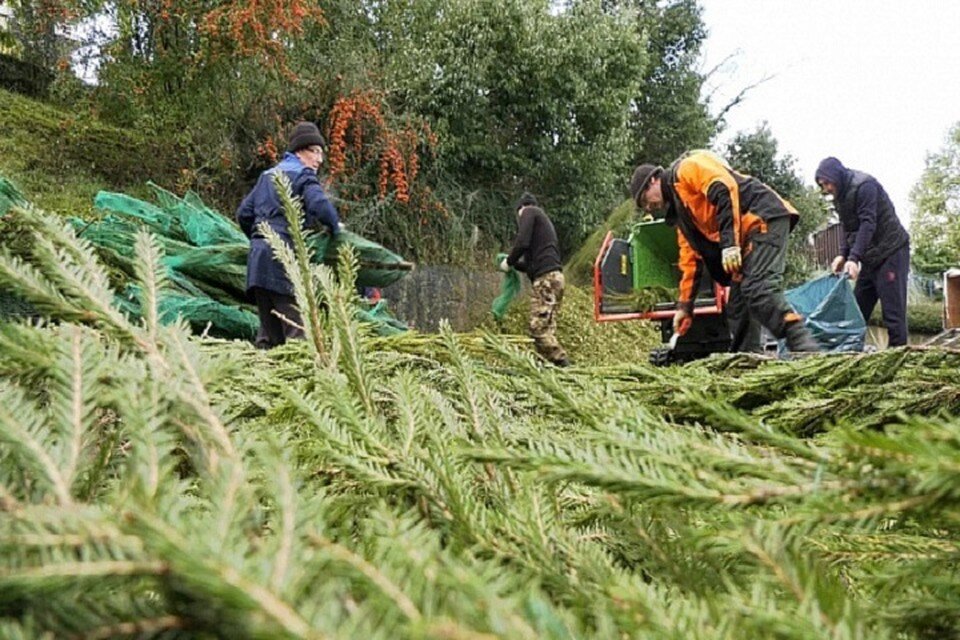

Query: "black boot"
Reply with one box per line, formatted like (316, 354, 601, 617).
(784, 321, 820, 353)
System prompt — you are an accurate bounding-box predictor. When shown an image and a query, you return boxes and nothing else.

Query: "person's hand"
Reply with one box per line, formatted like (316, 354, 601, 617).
(338, 222, 347, 231)
(673, 308, 693, 337)
(843, 259, 861, 280)
(498, 258, 510, 273)
(830, 255, 845, 274)
(721, 246, 742, 274)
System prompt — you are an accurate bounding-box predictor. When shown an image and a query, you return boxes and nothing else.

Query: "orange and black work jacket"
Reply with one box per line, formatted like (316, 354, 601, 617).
(661, 150, 799, 312)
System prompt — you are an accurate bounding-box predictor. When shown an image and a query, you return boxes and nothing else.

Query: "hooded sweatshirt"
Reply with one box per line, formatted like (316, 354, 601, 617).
(815, 157, 908, 267)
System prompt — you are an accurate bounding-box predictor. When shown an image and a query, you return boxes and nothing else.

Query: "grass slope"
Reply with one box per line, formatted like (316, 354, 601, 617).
(0, 88, 182, 216)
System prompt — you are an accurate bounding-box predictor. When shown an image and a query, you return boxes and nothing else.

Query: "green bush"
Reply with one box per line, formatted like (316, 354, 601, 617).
(867, 299, 943, 335)
(907, 299, 944, 334)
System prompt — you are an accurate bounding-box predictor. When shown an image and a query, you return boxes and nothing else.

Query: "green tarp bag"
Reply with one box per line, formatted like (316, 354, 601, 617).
(491, 253, 521, 321)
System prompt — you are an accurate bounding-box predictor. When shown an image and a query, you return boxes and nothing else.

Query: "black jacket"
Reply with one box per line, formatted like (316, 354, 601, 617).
(506, 206, 562, 282)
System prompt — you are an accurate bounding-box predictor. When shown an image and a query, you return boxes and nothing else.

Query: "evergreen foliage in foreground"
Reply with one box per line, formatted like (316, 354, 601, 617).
(0, 183, 959, 639)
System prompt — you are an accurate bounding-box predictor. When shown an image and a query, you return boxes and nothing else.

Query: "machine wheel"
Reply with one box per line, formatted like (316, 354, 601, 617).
(648, 346, 675, 367)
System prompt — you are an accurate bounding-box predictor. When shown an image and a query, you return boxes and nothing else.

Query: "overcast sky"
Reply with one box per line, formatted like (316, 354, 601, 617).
(698, 0, 960, 226)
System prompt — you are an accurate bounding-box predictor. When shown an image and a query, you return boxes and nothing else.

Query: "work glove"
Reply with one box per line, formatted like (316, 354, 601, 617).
(498, 258, 510, 273)
(830, 255, 845, 274)
(673, 307, 693, 337)
(721, 246, 742, 274)
(843, 259, 861, 280)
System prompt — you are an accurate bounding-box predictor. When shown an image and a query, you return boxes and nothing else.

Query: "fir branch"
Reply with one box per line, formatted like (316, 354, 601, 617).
(55, 327, 91, 490)
(0, 559, 167, 581)
(438, 322, 494, 440)
(126, 509, 320, 640)
(265, 439, 297, 594)
(162, 328, 237, 466)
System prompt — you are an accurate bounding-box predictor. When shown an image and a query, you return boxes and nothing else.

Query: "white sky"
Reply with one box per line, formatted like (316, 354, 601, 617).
(698, 0, 960, 226)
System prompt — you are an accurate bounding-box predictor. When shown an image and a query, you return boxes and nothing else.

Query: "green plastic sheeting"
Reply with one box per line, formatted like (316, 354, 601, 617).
(491, 253, 521, 321)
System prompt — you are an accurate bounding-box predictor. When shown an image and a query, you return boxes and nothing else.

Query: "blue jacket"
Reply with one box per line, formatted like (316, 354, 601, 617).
(236, 153, 340, 295)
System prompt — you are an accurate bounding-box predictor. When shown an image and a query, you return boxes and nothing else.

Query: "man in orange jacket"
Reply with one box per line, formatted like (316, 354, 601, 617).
(629, 150, 819, 354)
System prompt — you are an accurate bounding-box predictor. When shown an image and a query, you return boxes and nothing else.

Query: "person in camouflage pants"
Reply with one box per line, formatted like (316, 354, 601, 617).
(529, 270, 567, 363)
(499, 193, 570, 366)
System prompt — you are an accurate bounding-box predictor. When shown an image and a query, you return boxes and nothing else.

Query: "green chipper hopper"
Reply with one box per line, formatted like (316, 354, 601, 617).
(593, 219, 731, 365)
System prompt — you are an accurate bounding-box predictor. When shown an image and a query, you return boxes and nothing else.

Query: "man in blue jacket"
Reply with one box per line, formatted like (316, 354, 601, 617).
(815, 157, 910, 346)
(237, 121, 340, 349)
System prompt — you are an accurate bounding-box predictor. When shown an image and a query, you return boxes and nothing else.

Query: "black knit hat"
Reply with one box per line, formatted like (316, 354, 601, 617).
(515, 192, 538, 211)
(287, 121, 326, 153)
(629, 164, 662, 205)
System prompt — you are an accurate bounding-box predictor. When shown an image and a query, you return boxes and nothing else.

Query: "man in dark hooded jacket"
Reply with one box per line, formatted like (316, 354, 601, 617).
(237, 121, 341, 349)
(815, 157, 910, 347)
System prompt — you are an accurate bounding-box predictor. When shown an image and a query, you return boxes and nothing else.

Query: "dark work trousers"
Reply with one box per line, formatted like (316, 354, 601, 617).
(855, 243, 910, 347)
(726, 216, 796, 352)
(252, 286, 305, 349)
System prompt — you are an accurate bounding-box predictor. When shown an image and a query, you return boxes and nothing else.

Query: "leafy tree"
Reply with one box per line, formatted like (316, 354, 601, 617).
(4, 0, 67, 69)
(724, 123, 829, 286)
(910, 122, 960, 275)
(9, 0, 720, 265)
(365, 0, 648, 253)
(621, 0, 718, 167)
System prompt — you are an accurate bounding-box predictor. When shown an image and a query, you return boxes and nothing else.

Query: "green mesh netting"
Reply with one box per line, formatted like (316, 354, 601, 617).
(0, 177, 36, 319)
(357, 299, 409, 336)
(2, 174, 411, 338)
(0, 176, 27, 216)
(149, 182, 248, 247)
(83, 187, 411, 339)
(491, 252, 521, 321)
(92, 192, 188, 242)
(116, 285, 259, 340)
(323, 230, 410, 288)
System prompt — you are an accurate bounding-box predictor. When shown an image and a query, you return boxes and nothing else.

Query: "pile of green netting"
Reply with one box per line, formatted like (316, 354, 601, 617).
(70, 182, 411, 339)
(0, 177, 37, 319)
(0, 176, 26, 216)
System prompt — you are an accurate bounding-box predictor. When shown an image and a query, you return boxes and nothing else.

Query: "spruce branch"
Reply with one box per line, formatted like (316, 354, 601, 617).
(0, 385, 73, 506)
(131, 231, 168, 342)
(269, 172, 328, 362)
(80, 615, 190, 640)
(308, 533, 423, 624)
(322, 245, 376, 416)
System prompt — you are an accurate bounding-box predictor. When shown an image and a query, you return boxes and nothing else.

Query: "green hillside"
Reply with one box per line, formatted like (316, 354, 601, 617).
(0, 87, 183, 216)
